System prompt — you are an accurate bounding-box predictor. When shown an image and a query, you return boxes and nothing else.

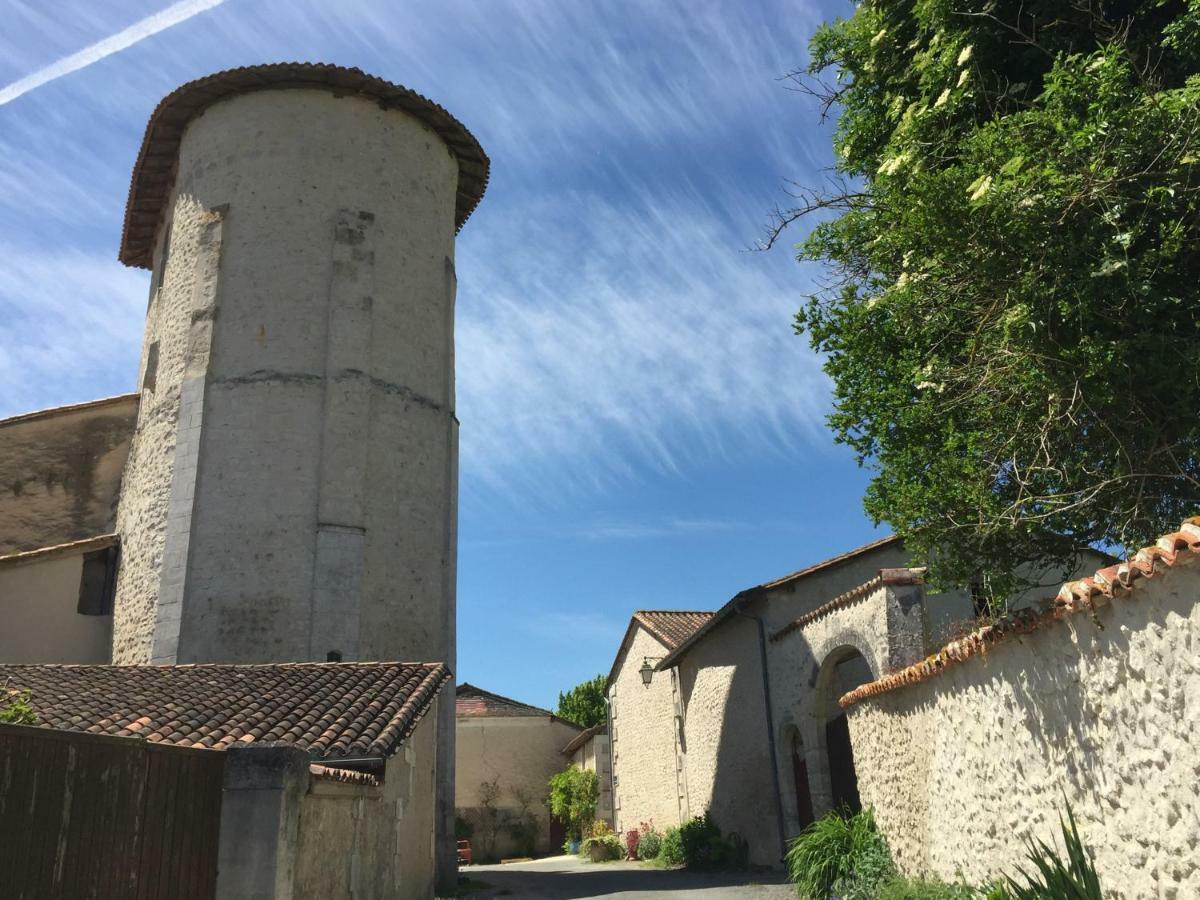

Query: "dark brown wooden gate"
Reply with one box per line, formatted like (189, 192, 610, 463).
(0, 723, 225, 900)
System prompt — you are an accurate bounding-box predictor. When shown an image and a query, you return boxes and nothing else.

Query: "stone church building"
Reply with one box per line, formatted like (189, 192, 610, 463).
(607, 537, 1110, 867)
(0, 62, 488, 897)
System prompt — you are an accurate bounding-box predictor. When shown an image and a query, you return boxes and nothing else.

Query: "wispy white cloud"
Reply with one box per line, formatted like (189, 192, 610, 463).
(456, 184, 830, 504)
(0, 0, 226, 107)
(0, 245, 145, 417)
(0, 0, 839, 509)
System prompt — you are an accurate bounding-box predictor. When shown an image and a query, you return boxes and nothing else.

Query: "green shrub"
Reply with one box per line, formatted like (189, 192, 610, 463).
(659, 826, 685, 867)
(646, 814, 746, 871)
(679, 813, 724, 870)
(580, 832, 622, 861)
(547, 765, 598, 842)
(637, 829, 663, 860)
(0, 687, 37, 725)
(1000, 805, 1103, 900)
(831, 841, 898, 899)
(875, 876, 981, 900)
(785, 808, 894, 899)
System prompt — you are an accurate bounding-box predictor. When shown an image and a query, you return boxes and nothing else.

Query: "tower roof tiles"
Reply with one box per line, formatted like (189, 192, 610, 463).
(119, 62, 490, 269)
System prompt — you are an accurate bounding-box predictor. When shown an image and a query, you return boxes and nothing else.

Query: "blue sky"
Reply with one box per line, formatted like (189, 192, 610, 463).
(0, 0, 888, 708)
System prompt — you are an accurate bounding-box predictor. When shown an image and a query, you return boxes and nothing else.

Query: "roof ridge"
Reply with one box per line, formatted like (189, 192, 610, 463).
(0, 393, 139, 429)
(454, 683, 555, 717)
(11, 660, 444, 670)
(760, 534, 900, 590)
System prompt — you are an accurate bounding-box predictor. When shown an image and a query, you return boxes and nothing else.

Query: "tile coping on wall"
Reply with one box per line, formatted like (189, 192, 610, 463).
(839, 518, 1200, 709)
(769, 567, 926, 643)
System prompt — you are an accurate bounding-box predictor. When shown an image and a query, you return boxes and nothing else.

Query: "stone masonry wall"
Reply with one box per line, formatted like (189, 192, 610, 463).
(610, 625, 682, 833)
(454, 714, 581, 858)
(112, 197, 222, 664)
(0, 396, 137, 556)
(292, 709, 437, 899)
(846, 560, 1200, 898)
(677, 612, 780, 864)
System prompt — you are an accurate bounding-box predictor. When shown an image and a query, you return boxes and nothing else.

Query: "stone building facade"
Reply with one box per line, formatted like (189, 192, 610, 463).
(562, 724, 613, 828)
(608, 537, 1110, 867)
(607, 611, 712, 833)
(0, 62, 490, 893)
(454, 684, 582, 859)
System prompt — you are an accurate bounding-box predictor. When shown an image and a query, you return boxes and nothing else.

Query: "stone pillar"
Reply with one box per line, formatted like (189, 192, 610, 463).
(881, 568, 929, 669)
(215, 744, 310, 900)
(111, 66, 487, 893)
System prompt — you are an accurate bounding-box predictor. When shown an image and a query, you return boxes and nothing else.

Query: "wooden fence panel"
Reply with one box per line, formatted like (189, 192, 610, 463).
(0, 724, 225, 900)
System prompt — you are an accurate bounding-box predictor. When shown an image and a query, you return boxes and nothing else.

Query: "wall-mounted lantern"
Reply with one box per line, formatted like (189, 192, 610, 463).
(640, 659, 654, 685)
(639, 656, 663, 686)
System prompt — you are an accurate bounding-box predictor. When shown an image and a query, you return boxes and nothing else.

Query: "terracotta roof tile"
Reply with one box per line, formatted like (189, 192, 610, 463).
(605, 611, 715, 687)
(0, 661, 449, 761)
(840, 519, 1200, 708)
(633, 611, 715, 651)
(119, 63, 490, 269)
(454, 683, 563, 720)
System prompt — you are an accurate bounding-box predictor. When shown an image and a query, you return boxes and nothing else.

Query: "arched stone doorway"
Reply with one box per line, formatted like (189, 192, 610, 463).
(779, 723, 815, 834)
(812, 645, 875, 816)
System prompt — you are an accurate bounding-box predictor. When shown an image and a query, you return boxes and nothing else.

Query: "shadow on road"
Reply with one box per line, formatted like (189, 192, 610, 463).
(458, 857, 792, 899)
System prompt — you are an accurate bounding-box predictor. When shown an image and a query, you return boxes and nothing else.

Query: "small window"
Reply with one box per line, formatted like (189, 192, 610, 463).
(147, 223, 172, 311)
(142, 341, 160, 392)
(77, 544, 119, 616)
(156, 223, 173, 291)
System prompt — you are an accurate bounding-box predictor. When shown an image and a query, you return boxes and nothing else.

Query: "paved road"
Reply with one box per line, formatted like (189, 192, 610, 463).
(457, 855, 795, 899)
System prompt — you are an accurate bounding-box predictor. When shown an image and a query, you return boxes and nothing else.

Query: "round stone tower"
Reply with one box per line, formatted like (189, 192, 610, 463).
(111, 63, 488, 889)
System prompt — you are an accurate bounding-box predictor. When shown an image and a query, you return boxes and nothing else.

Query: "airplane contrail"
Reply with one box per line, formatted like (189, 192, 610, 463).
(0, 0, 228, 107)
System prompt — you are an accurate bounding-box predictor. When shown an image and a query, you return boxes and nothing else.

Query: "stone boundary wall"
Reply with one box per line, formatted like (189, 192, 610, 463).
(845, 522, 1200, 898)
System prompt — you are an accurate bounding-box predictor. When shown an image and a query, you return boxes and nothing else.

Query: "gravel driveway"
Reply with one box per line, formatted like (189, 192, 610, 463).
(455, 855, 796, 899)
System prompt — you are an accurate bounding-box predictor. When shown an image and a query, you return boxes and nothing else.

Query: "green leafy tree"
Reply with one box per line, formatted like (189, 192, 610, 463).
(547, 765, 599, 842)
(776, 0, 1200, 592)
(555, 674, 608, 728)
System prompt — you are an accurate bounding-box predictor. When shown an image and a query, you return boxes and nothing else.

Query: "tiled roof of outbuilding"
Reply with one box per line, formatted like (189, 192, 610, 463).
(633, 611, 715, 651)
(561, 723, 607, 756)
(840, 519, 1200, 708)
(0, 661, 448, 760)
(455, 683, 566, 721)
(119, 63, 490, 269)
